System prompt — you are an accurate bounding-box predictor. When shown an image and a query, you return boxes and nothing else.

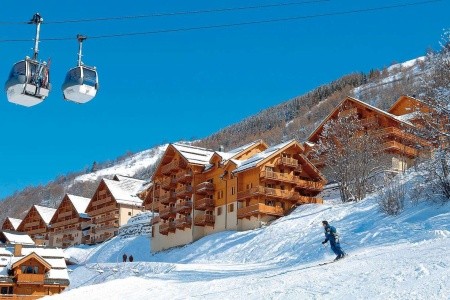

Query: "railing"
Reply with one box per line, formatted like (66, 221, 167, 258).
(260, 170, 294, 183)
(58, 211, 73, 218)
(175, 200, 193, 213)
(159, 192, 177, 205)
(92, 196, 113, 207)
(176, 170, 193, 183)
(50, 218, 79, 228)
(159, 222, 176, 235)
(237, 203, 284, 219)
(377, 127, 431, 147)
(277, 157, 299, 168)
(161, 177, 177, 189)
(175, 185, 193, 197)
(194, 198, 215, 210)
(161, 160, 186, 174)
(52, 226, 81, 235)
(159, 206, 176, 219)
(295, 179, 325, 190)
(15, 273, 45, 284)
(88, 204, 118, 216)
(194, 215, 215, 226)
(237, 186, 309, 201)
(25, 221, 40, 227)
(297, 196, 323, 204)
(175, 217, 192, 229)
(196, 182, 215, 194)
(94, 212, 119, 224)
(383, 141, 418, 157)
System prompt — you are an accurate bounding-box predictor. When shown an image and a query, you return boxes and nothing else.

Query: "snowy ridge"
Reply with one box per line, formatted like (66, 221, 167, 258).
(52, 167, 450, 299)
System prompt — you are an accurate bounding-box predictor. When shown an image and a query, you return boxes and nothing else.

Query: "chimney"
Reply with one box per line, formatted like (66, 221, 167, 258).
(14, 244, 22, 257)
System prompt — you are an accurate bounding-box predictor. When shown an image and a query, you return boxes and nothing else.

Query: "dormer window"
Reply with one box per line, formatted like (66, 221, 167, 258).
(21, 265, 38, 274)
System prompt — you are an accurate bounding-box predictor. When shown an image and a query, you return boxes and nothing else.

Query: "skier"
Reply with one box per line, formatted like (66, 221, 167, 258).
(122, 253, 127, 262)
(129, 255, 134, 262)
(321, 220, 346, 261)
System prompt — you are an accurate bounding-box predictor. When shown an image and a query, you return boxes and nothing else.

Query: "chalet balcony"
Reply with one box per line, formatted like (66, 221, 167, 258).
(88, 204, 118, 216)
(159, 222, 176, 235)
(196, 182, 215, 195)
(161, 160, 186, 175)
(159, 192, 177, 205)
(260, 170, 294, 183)
(161, 177, 177, 190)
(176, 170, 193, 183)
(176, 185, 193, 198)
(15, 273, 45, 284)
(95, 212, 119, 224)
(237, 186, 303, 202)
(237, 203, 284, 219)
(51, 218, 79, 228)
(383, 141, 418, 158)
(175, 217, 192, 229)
(159, 206, 177, 219)
(175, 200, 193, 214)
(377, 127, 431, 148)
(194, 198, 215, 210)
(295, 179, 325, 191)
(297, 195, 323, 204)
(277, 157, 299, 168)
(194, 215, 215, 227)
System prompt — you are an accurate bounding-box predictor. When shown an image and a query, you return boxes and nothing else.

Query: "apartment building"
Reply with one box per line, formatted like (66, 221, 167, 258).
(16, 206, 56, 246)
(1, 218, 22, 232)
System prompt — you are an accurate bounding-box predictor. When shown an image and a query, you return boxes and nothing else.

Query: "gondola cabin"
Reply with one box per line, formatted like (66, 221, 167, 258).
(62, 65, 98, 103)
(5, 58, 50, 107)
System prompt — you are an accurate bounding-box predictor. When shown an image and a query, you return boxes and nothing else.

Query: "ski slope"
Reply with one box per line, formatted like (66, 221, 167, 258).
(50, 170, 450, 299)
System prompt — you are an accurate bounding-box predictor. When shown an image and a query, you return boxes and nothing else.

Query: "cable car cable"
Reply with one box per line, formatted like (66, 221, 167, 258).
(0, 0, 442, 43)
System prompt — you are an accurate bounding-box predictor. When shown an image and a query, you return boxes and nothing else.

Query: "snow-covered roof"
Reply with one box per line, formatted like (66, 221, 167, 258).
(6, 218, 22, 230)
(214, 140, 263, 162)
(66, 194, 91, 215)
(1, 231, 35, 245)
(20, 247, 65, 259)
(34, 205, 56, 226)
(234, 140, 295, 173)
(173, 143, 214, 165)
(103, 178, 144, 206)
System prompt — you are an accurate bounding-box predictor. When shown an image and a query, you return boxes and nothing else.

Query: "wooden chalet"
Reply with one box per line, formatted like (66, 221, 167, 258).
(305, 96, 432, 172)
(151, 140, 325, 252)
(0, 244, 69, 299)
(85, 175, 146, 244)
(1, 218, 22, 232)
(48, 194, 91, 248)
(16, 206, 56, 246)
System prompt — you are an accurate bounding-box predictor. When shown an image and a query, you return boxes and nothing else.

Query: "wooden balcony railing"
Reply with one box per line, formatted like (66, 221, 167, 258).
(297, 195, 323, 204)
(92, 197, 113, 207)
(175, 185, 193, 197)
(175, 217, 192, 229)
(161, 177, 177, 190)
(194, 215, 215, 226)
(88, 204, 118, 216)
(383, 141, 418, 157)
(175, 200, 193, 214)
(295, 179, 325, 191)
(237, 186, 309, 201)
(161, 160, 186, 174)
(159, 206, 176, 219)
(194, 198, 215, 210)
(50, 217, 79, 229)
(160, 192, 177, 205)
(176, 170, 193, 183)
(94, 212, 119, 224)
(277, 157, 299, 168)
(196, 182, 215, 194)
(260, 170, 293, 183)
(377, 127, 431, 147)
(159, 222, 176, 235)
(15, 273, 45, 284)
(237, 203, 284, 219)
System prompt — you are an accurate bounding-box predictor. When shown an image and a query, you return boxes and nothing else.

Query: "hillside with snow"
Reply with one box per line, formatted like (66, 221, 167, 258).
(49, 169, 450, 299)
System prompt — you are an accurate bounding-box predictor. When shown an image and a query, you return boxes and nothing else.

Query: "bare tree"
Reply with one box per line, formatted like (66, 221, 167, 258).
(379, 176, 406, 215)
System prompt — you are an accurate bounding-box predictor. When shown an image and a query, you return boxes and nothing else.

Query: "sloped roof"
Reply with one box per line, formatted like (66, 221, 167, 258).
(388, 95, 429, 116)
(1, 231, 34, 245)
(233, 140, 296, 173)
(103, 178, 143, 206)
(34, 205, 56, 226)
(172, 143, 214, 165)
(214, 140, 266, 162)
(66, 194, 91, 215)
(6, 218, 22, 230)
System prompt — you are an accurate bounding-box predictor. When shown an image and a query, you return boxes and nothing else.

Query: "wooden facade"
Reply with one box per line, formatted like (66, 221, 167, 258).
(85, 177, 145, 244)
(151, 140, 325, 252)
(1, 218, 22, 232)
(0, 245, 69, 299)
(306, 96, 432, 172)
(48, 194, 91, 248)
(16, 206, 56, 246)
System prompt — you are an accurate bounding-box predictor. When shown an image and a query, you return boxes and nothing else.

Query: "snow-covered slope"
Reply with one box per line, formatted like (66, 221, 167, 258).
(50, 168, 450, 299)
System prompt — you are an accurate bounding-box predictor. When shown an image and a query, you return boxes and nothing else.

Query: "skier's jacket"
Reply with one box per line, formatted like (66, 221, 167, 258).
(323, 225, 340, 244)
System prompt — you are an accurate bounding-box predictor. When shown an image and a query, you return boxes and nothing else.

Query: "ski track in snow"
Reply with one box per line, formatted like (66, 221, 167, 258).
(49, 170, 450, 300)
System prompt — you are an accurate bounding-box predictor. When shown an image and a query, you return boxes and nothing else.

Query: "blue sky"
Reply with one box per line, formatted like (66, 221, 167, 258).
(0, 0, 448, 198)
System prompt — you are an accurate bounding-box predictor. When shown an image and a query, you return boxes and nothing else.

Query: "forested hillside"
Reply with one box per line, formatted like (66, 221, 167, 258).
(0, 32, 446, 221)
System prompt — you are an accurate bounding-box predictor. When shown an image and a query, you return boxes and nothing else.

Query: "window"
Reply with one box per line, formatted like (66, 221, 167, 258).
(1, 287, 13, 295)
(217, 190, 224, 199)
(128, 212, 132, 216)
(231, 187, 235, 195)
(217, 207, 223, 216)
(228, 203, 234, 213)
(22, 266, 38, 274)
